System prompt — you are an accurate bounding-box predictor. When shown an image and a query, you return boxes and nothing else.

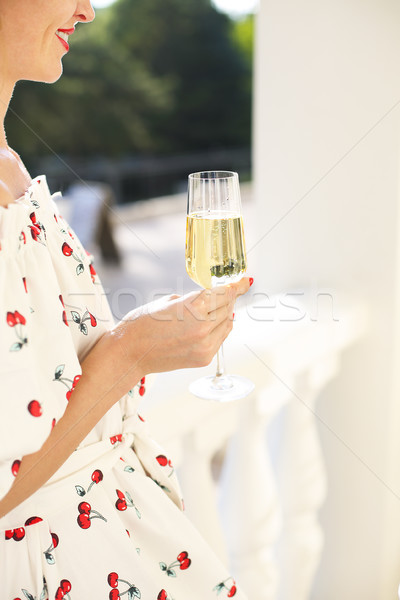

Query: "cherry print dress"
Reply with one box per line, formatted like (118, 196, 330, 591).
(0, 176, 246, 600)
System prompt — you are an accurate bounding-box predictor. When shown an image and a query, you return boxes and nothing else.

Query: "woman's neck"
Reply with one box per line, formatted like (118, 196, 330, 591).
(0, 80, 15, 149)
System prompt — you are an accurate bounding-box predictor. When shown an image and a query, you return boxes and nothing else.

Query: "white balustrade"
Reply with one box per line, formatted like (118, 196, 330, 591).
(141, 298, 367, 600)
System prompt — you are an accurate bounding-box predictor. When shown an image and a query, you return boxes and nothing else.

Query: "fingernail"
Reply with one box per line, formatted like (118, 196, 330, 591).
(249, 277, 254, 286)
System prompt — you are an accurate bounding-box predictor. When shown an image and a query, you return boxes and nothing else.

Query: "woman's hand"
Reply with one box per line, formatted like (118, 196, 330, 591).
(111, 277, 252, 376)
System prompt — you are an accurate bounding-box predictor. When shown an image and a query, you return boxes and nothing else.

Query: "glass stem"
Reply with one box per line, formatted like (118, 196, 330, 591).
(212, 344, 233, 391)
(215, 343, 226, 378)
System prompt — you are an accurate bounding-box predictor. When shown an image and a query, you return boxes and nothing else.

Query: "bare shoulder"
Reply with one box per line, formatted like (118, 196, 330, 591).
(0, 178, 15, 208)
(0, 147, 31, 207)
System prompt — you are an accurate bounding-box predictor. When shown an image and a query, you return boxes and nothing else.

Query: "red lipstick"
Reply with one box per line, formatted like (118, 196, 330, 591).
(55, 34, 69, 51)
(55, 28, 75, 52)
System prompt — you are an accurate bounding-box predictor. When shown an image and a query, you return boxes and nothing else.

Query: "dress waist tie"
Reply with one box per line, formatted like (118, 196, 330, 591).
(0, 412, 183, 531)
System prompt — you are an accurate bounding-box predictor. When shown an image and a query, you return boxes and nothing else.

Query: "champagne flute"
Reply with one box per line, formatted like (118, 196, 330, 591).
(185, 170, 255, 401)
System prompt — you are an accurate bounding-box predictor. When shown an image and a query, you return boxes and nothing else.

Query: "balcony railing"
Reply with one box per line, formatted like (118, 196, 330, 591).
(141, 297, 368, 600)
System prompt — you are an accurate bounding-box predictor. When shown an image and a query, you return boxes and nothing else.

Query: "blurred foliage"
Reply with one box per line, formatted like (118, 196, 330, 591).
(5, 0, 252, 166)
(231, 15, 254, 67)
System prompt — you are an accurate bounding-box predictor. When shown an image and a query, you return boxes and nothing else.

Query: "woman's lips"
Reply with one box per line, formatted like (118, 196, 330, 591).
(55, 28, 75, 51)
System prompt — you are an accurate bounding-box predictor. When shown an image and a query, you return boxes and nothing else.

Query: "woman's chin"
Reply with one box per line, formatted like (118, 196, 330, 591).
(26, 63, 64, 85)
(41, 67, 63, 85)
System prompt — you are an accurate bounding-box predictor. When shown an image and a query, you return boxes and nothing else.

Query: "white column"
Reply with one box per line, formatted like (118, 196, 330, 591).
(253, 1, 400, 597)
(218, 389, 291, 600)
(276, 358, 338, 600)
(178, 427, 229, 565)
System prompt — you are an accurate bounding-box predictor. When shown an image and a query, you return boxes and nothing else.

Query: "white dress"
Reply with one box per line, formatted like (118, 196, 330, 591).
(0, 176, 246, 600)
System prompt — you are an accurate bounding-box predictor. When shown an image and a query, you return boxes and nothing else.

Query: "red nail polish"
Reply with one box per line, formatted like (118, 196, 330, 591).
(232, 312, 235, 319)
(249, 277, 254, 286)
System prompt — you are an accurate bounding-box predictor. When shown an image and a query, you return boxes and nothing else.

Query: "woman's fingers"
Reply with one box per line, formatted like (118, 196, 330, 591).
(205, 311, 234, 355)
(197, 277, 252, 314)
(207, 301, 235, 330)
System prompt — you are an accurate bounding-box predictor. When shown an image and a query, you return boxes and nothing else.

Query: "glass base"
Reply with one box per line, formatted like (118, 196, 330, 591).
(189, 374, 255, 402)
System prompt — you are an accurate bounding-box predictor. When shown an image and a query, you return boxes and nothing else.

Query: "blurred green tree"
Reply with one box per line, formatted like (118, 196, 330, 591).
(231, 15, 254, 71)
(107, 0, 251, 151)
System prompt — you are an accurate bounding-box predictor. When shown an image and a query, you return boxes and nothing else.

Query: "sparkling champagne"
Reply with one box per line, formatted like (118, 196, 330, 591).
(186, 211, 247, 289)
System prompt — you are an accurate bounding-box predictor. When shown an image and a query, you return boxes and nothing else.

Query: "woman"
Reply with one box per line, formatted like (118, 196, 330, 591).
(0, 1, 252, 598)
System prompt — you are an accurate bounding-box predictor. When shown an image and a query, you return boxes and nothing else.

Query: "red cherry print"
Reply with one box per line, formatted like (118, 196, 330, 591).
(110, 434, 122, 445)
(89, 311, 97, 327)
(138, 414, 145, 422)
(116, 489, 125, 500)
(126, 529, 130, 537)
(158, 591, 168, 600)
(25, 516, 43, 526)
(21, 231, 26, 245)
(91, 469, 103, 484)
(139, 385, 146, 396)
(6, 311, 17, 327)
(73, 374, 81, 387)
(109, 590, 120, 600)
(13, 527, 26, 541)
(227, 585, 237, 597)
(77, 513, 91, 529)
(140, 377, 146, 384)
(52, 418, 56, 429)
(66, 390, 72, 401)
(11, 459, 21, 477)
(76, 501, 106, 525)
(52, 532, 59, 548)
(78, 501, 91, 515)
(28, 400, 42, 417)
(107, 572, 119, 588)
(29, 226, 40, 241)
(59, 295, 69, 326)
(55, 587, 64, 600)
(60, 580, 72, 593)
(29, 212, 41, 240)
(179, 558, 191, 570)
(14, 311, 26, 325)
(115, 498, 127, 511)
(22, 277, 27, 292)
(5, 529, 14, 540)
(177, 551, 188, 562)
(89, 263, 97, 282)
(28, 214, 41, 241)
(156, 455, 168, 467)
(62, 242, 73, 256)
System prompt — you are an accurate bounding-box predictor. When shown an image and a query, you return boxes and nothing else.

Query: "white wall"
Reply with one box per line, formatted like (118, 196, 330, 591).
(253, 1, 400, 598)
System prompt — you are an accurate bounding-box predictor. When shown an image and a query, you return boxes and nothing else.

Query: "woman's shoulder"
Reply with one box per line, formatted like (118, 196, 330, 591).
(0, 147, 32, 207)
(0, 179, 15, 208)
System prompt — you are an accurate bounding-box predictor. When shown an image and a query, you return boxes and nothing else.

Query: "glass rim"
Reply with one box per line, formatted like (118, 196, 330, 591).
(188, 170, 238, 181)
